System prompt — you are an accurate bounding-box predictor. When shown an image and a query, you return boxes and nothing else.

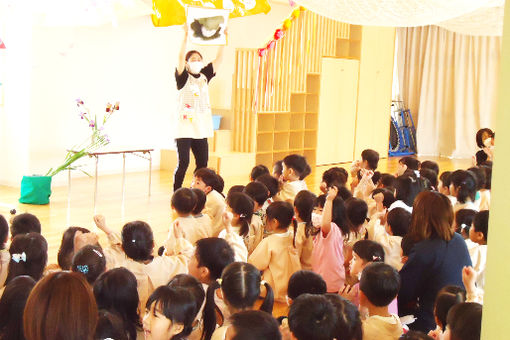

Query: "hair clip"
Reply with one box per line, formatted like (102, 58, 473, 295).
(92, 249, 103, 258)
(260, 280, 268, 286)
(239, 214, 246, 218)
(461, 223, 468, 230)
(216, 278, 222, 286)
(131, 239, 136, 243)
(12, 252, 27, 263)
(372, 255, 381, 261)
(77, 265, 89, 274)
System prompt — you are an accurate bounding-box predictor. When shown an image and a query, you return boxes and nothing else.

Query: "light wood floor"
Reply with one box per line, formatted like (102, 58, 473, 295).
(0, 156, 472, 265)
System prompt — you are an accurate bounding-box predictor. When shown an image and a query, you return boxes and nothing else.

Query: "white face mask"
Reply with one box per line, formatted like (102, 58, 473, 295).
(188, 61, 204, 75)
(311, 212, 322, 227)
(483, 137, 493, 147)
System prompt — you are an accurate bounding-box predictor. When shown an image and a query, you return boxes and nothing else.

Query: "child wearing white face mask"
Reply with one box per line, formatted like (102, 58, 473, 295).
(173, 24, 227, 192)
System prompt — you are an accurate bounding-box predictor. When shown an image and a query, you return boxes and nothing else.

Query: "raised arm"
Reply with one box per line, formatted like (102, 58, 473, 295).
(212, 28, 227, 72)
(177, 24, 189, 75)
(321, 186, 338, 236)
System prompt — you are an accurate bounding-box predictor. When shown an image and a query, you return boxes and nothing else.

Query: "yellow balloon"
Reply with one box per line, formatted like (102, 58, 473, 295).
(292, 8, 300, 18)
(283, 18, 292, 29)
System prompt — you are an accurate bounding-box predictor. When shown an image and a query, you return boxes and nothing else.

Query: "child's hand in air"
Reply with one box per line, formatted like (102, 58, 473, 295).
(462, 266, 477, 295)
(326, 186, 338, 201)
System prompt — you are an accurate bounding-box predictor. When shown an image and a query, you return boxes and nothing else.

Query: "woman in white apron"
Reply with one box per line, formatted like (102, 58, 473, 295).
(174, 26, 225, 191)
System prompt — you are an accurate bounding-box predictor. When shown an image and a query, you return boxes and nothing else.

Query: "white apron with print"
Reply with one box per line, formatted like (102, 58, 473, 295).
(174, 73, 214, 139)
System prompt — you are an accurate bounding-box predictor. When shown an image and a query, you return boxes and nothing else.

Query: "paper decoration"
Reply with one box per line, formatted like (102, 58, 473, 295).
(151, 0, 271, 27)
(295, 0, 505, 36)
(0, 38, 5, 49)
(187, 6, 229, 45)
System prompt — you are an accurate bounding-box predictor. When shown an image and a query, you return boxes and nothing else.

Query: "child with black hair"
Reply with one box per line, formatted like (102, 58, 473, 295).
(288, 294, 337, 340)
(93, 215, 193, 310)
(203, 262, 274, 340)
(370, 188, 397, 219)
(0, 215, 9, 287)
(188, 237, 235, 286)
(273, 160, 283, 180)
(168, 274, 206, 340)
(10, 213, 41, 238)
(360, 262, 403, 340)
(243, 182, 269, 249)
(312, 187, 349, 293)
(438, 171, 457, 206)
(227, 185, 245, 197)
(250, 164, 270, 181)
(400, 234, 415, 265)
(94, 267, 142, 340)
(192, 188, 214, 239)
(170, 188, 210, 245)
(143, 286, 198, 340)
(193, 168, 227, 236)
(95, 310, 129, 340)
(420, 160, 439, 175)
(467, 210, 489, 292)
(454, 209, 477, 239)
(249, 201, 301, 301)
(450, 170, 478, 213)
(344, 197, 369, 253)
(286, 270, 327, 303)
(468, 166, 490, 212)
(320, 167, 348, 194)
(351, 149, 380, 178)
(57, 226, 93, 270)
(224, 310, 281, 340)
(342, 240, 398, 315)
(443, 302, 482, 340)
(377, 173, 397, 189)
(420, 168, 438, 190)
(389, 173, 426, 213)
(427, 285, 466, 340)
(255, 175, 280, 227)
(72, 245, 106, 285)
(324, 294, 363, 340)
(293, 190, 317, 270)
(368, 207, 411, 271)
(312, 194, 326, 227)
(400, 331, 434, 340)
(396, 156, 421, 177)
(277, 154, 311, 203)
(0, 275, 36, 340)
(218, 192, 253, 260)
(5, 232, 48, 286)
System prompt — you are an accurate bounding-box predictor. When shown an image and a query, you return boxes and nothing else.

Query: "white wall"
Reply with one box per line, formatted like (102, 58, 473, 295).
(0, 2, 291, 186)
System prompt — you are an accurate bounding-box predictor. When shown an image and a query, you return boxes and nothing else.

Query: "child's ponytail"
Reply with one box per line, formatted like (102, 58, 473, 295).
(292, 218, 297, 248)
(259, 281, 274, 313)
(226, 192, 254, 238)
(201, 280, 221, 340)
(294, 191, 318, 238)
(450, 170, 477, 203)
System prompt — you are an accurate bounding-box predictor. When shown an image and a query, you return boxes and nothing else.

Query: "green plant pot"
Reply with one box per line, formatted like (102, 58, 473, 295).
(19, 175, 52, 205)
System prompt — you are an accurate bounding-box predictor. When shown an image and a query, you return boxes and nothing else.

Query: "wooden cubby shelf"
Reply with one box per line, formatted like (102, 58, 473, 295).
(274, 113, 291, 131)
(274, 132, 290, 151)
(258, 113, 275, 132)
(290, 113, 305, 130)
(257, 132, 274, 153)
(291, 93, 307, 113)
(306, 94, 319, 112)
(306, 74, 321, 94)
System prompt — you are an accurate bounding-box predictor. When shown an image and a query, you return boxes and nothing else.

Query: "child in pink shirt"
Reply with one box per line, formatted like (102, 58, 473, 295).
(312, 186, 349, 292)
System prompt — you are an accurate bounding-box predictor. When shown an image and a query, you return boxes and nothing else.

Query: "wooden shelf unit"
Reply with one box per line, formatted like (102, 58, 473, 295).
(255, 88, 319, 168)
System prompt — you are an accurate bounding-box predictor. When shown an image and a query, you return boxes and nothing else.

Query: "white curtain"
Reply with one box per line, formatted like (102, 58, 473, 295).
(397, 26, 501, 158)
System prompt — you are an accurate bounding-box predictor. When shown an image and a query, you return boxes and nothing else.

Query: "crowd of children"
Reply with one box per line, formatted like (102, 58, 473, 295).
(0, 130, 493, 340)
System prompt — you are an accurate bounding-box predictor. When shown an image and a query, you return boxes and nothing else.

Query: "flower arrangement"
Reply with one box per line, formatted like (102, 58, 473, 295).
(45, 99, 119, 177)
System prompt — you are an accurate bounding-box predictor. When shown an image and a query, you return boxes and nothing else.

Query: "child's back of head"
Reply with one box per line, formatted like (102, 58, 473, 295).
(72, 245, 106, 285)
(0, 275, 36, 340)
(450, 170, 477, 203)
(57, 226, 91, 270)
(387, 208, 412, 237)
(172, 188, 197, 215)
(445, 302, 482, 340)
(6, 232, 48, 284)
(434, 285, 466, 331)
(283, 154, 311, 180)
(191, 188, 207, 215)
(250, 164, 270, 181)
(420, 160, 439, 175)
(399, 331, 434, 340)
(371, 188, 397, 210)
(359, 262, 400, 308)
(227, 185, 246, 197)
(345, 197, 368, 231)
(322, 167, 348, 188)
(454, 209, 477, 237)
(472, 210, 489, 243)
(287, 270, 327, 300)
(467, 167, 486, 192)
(394, 174, 425, 207)
(361, 149, 379, 170)
(226, 192, 254, 237)
(293, 191, 317, 238)
(10, 213, 41, 238)
(0, 214, 8, 249)
(95, 310, 128, 340)
(420, 168, 438, 189)
(244, 182, 269, 208)
(228, 310, 281, 340)
(324, 294, 362, 340)
(379, 173, 396, 189)
(191, 238, 235, 283)
(399, 156, 421, 171)
(289, 294, 336, 340)
(255, 174, 280, 199)
(167, 274, 205, 320)
(121, 221, 154, 262)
